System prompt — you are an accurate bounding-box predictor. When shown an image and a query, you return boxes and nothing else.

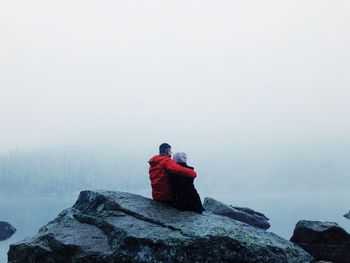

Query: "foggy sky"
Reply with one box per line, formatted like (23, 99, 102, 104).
(1, 0, 350, 153)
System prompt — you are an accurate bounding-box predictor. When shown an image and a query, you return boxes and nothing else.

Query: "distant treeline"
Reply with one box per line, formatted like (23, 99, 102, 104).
(0, 149, 148, 194)
(0, 146, 349, 195)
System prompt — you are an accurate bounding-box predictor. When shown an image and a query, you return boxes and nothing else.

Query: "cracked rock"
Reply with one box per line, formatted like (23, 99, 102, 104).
(203, 197, 270, 230)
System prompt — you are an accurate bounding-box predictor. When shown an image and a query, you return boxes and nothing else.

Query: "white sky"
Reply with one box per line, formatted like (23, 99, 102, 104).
(1, 0, 350, 152)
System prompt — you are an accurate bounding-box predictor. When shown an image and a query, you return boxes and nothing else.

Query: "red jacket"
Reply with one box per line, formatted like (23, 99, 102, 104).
(148, 155, 197, 201)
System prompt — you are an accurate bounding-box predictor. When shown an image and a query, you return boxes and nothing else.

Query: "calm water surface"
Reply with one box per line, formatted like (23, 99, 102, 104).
(0, 194, 76, 263)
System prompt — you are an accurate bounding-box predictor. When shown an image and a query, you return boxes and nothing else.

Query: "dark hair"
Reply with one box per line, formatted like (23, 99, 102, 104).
(159, 143, 171, 155)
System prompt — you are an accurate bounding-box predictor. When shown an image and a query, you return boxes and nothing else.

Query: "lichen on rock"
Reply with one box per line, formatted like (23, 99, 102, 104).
(8, 191, 315, 263)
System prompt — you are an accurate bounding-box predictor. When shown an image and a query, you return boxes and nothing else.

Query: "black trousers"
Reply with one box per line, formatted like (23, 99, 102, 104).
(169, 180, 204, 214)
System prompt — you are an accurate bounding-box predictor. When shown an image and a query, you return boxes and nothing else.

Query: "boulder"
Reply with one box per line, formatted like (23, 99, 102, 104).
(0, 221, 16, 241)
(8, 191, 314, 263)
(343, 211, 350, 220)
(290, 220, 350, 263)
(203, 197, 270, 230)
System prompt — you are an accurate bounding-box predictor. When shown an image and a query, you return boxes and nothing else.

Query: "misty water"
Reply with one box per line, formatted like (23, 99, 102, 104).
(0, 194, 76, 263)
(1, 190, 350, 262)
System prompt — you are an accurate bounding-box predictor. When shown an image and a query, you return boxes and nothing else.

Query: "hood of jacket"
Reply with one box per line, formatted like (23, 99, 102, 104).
(148, 155, 170, 167)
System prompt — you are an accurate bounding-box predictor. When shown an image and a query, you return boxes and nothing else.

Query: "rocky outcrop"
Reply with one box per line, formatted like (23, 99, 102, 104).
(8, 191, 314, 263)
(290, 220, 350, 263)
(203, 197, 270, 230)
(0, 221, 16, 241)
(343, 211, 350, 220)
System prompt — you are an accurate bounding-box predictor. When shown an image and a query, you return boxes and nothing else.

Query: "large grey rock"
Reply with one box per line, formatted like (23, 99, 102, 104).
(8, 190, 314, 263)
(203, 197, 270, 230)
(290, 220, 350, 263)
(0, 221, 16, 241)
(343, 211, 350, 220)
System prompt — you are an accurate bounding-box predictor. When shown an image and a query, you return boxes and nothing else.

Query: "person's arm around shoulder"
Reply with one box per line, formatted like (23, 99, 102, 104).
(164, 159, 197, 178)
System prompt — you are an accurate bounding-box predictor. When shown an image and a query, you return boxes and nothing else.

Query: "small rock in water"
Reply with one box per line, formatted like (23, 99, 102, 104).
(343, 211, 350, 220)
(0, 221, 16, 241)
(290, 220, 350, 263)
(203, 197, 270, 230)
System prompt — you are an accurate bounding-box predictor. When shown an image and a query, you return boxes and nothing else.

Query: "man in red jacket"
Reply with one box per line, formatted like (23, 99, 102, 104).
(148, 143, 197, 202)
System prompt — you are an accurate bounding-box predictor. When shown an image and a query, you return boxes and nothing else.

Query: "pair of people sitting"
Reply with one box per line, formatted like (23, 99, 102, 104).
(148, 143, 204, 213)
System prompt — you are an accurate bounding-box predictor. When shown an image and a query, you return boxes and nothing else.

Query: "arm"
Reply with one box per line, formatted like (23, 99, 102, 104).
(164, 159, 197, 178)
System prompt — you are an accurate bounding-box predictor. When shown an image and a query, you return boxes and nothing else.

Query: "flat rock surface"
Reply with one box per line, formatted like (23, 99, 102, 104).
(290, 220, 350, 263)
(0, 221, 16, 241)
(8, 191, 314, 263)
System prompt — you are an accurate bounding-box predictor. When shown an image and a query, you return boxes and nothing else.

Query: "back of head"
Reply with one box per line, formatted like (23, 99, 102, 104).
(159, 143, 171, 156)
(173, 152, 187, 164)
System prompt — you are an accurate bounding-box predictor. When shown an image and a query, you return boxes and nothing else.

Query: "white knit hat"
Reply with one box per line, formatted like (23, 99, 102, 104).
(173, 152, 187, 164)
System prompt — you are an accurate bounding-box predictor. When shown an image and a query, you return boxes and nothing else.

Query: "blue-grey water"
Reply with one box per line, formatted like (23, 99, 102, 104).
(0, 194, 77, 263)
(1, 190, 349, 263)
